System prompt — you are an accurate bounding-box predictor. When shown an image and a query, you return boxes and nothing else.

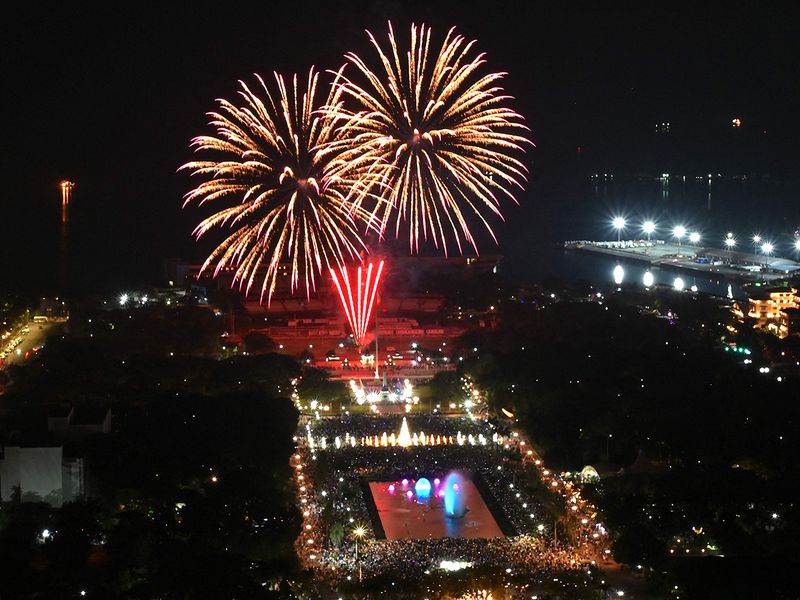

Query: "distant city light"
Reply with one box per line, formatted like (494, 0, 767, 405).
(674, 277, 685, 291)
(732, 117, 742, 128)
(119, 293, 129, 307)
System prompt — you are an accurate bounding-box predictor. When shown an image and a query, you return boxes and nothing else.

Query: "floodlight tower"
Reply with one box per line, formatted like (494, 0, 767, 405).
(642, 220, 656, 242)
(673, 225, 686, 248)
(612, 217, 625, 243)
(57, 181, 75, 294)
(752, 235, 762, 265)
(761, 242, 774, 269)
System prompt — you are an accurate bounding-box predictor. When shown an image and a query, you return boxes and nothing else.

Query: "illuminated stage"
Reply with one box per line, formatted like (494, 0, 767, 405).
(367, 477, 505, 541)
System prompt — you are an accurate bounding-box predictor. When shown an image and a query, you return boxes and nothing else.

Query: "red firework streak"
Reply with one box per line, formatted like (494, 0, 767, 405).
(330, 260, 385, 347)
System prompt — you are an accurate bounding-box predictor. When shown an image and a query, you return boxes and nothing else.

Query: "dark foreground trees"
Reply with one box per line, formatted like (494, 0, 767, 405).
(1, 303, 309, 599)
(459, 294, 800, 598)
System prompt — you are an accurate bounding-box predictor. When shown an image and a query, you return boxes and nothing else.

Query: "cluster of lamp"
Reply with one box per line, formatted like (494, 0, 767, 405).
(724, 232, 782, 257)
(512, 431, 611, 555)
(611, 218, 701, 245)
(305, 428, 502, 451)
(350, 379, 415, 405)
(611, 217, 658, 242)
(612, 217, 800, 255)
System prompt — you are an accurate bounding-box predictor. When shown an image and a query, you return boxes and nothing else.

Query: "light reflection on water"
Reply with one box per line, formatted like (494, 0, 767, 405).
(502, 176, 799, 298)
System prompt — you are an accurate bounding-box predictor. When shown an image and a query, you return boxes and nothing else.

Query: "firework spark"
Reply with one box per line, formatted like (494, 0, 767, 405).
(330, 260, 384, 347)
(181, 68, 376, 303)
(326, 22, 531, 255)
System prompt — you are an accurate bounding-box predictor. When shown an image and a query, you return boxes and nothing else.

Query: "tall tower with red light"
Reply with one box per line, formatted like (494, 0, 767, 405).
(60, 180, 75, 224)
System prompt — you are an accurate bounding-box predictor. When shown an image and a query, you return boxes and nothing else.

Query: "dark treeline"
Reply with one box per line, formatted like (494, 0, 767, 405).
(455, 290, 800, 598)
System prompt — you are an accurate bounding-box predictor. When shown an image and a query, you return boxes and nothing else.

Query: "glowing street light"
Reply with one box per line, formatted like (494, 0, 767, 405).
(673, 225, 686, 247)
(353, 526, 366, 581)
(751, 234, 762, 263)
(689, 232, 701, 246)
(612, 217, 626, 242)
(794, 239, 800, 252)
(724, 235, 737, 264)
(674, 277, 685, 291)
(642, 220, 656, 242)
(761, 242, 774, 268)
(643, 271, 654, 288)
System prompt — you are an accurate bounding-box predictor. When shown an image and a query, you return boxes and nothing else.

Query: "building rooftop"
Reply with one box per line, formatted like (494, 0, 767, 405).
(746, 286, 797, 300)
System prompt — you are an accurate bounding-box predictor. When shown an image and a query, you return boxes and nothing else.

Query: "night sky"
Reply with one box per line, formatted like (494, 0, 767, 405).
(3, 3, 799, 293)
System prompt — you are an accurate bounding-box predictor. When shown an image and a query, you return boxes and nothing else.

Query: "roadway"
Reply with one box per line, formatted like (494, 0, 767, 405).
(0, 319, 64, 369)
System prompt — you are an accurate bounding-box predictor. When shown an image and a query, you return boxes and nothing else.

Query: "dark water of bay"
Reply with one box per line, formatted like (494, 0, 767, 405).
(500, 175, 800, 299)
(3, 175, 798, 298)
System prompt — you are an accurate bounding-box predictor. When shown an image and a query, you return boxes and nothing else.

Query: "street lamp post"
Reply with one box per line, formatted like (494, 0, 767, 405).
(761, 242, 774, 270)
(673, 225, 686, 249)
(724, 235, 736, 264)
(689, 232, 701, 259)
(643, 220, 656, 243)
(752, 235, 762, 266)
(353, 526, 365, 582)
(612, 217, 625, 243)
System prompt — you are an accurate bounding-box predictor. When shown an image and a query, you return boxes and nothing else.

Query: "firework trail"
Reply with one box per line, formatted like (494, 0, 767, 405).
(329, 260, 384, 346)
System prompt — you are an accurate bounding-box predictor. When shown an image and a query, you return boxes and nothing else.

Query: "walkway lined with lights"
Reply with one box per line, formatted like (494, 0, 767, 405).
(290, 405, 611, 588)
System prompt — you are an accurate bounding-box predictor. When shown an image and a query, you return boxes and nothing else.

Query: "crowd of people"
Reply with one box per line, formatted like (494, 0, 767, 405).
(293, 411, 610, 587)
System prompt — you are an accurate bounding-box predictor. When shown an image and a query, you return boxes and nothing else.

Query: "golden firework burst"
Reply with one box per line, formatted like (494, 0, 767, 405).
(325, 22, 531, 255)
(181, 68, 377, 303)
